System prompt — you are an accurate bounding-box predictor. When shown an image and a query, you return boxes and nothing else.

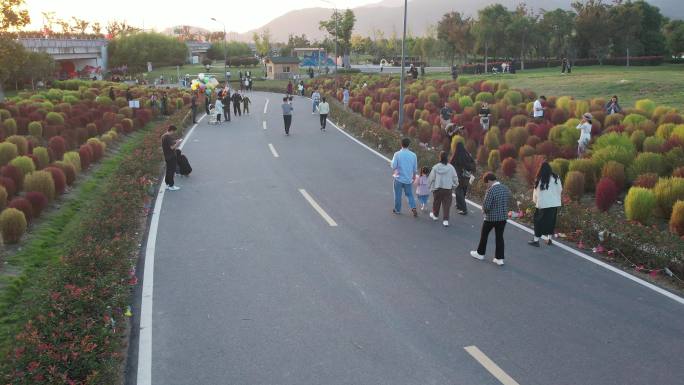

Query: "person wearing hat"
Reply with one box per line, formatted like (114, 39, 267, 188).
(577, 113, 593, 157)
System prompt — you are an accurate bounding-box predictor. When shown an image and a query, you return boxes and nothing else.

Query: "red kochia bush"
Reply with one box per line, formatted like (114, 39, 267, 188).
(48, 136, 67, 160)
(595, 177, 618, 212)
(498, 143, 517, 160)
(78, 144, 92, 170)
(0, 176, 17, 197)
(673, 166, 684, 178)
(8, 196, 33, 222)
(502, 157, 517, 177)
(44, 166, 67, 195)
(633, 173, 659, 188)
(1, 164, 23, 190)
(24, 191, 48, 217)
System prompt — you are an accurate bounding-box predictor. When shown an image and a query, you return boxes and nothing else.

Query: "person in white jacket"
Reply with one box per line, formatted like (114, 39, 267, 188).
(529, 161, 562, 247)
(428, 151, 459, 227)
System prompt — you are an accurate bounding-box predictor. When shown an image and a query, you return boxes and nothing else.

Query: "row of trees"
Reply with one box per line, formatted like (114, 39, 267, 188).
(107, 32, 188, 73)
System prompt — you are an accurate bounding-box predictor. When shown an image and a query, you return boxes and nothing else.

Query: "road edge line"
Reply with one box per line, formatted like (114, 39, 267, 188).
(464, 345, 521, 385)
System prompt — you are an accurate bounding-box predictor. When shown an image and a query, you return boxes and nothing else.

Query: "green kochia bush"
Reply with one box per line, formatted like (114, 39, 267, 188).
(642, 136, 665, 153)
(550, 158, 570, 181)
(63, 151, 82, 174)
(569, 159, 597, 191)
(625, 187, 656, 223)
(564, 171, 585, 201)
(670, 200, 684, 236)
(653, 177, 684, 219)
(628, 152, 666, 179)
(9, 155, 36, 178)
(6, 135, 28, 156)
(488, 149, 501, 171)
(32, 147, 50, 169)
(0, 207, 27, 244)
(23, 170, 55, 202)
(504, 90, 522, 105)
(601, 161, 626, 190)
(622, 113, 648, 127)
(45, 111, 64, 126)
(3, 118, 17, 135)
(0, 142, 18, 166)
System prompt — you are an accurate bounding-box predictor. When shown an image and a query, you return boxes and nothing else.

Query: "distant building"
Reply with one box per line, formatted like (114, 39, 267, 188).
(293, 47, 333, 67)
(265, 56, 300, 80)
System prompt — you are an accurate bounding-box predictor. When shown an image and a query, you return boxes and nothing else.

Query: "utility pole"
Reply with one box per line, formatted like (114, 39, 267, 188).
(397, 0, 408, 132)
(210, 18, 228, 81)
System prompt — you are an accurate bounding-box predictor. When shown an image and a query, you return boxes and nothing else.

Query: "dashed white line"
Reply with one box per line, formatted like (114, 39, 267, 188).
(137, 112, 206, 385)
(464, 346, 521, 385)
(264, 98, 269, 114)
(263, 121, 267, 130)
(299, 189, 338, 227)
(268, 143, 279, 158)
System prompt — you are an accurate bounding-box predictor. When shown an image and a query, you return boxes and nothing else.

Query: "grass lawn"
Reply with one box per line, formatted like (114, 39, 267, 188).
(426, 64, 684, 108)
(144, 61, 266, 83)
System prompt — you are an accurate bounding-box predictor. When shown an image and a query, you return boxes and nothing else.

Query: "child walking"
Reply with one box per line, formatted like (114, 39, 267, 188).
(415, 166, 431, 211)
(242, 95, 251, 114)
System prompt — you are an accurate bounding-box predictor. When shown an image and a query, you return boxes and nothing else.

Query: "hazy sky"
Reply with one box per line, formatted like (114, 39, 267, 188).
(24, 0, 382, 33)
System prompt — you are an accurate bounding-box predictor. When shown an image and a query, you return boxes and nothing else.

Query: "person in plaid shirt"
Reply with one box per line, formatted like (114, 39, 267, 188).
(471, 172, 512, 266)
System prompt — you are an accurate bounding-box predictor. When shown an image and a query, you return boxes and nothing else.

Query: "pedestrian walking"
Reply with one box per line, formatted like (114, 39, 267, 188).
(191, 92, 198, 123)
(312, 89, 321, 114)
(450, 141, 475, 215)
(391, 138, 418, 217)
(222, 91, 231, 122)
(318, 97, 330, 131)
(298, 81, 304, 96)
(428, 151, 458, 226)
(287, 80, 294, 96)
(528, 161, 562, 247)
(150, 92, 158, 113)
(605, 95, 622, 115)
(214, 98, 223, 123)
(414, 166, 430, 211)
(576, 113, 593, 157)
(282, 96, 294, 136)
(161, 92, 168, 116)
(242, 94, 251, 114)
(161, 125, 182, 191)
(232, 91, 242, 116)
(533, 95, 546, 123)
(244, 77, 250, 92)
(470, 172, 512, 266)
(342, 87, 350, 108)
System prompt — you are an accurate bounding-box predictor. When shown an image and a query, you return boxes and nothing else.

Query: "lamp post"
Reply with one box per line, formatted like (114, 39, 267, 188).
(397, 0, 408, 132)
(210, 17, 228, 82)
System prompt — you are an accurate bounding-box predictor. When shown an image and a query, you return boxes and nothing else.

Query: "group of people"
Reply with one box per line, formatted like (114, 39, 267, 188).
(391, 135, 563, 267)
(190, 86, 251, 125)
(279, 86, 331, 136)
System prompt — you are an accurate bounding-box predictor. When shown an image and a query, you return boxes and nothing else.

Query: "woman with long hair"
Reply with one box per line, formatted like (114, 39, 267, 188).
(529, 161, 562, 247)
(450, 141, 475, 215)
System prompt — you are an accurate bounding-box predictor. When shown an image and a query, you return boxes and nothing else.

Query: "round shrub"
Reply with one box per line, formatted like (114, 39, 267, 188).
(0, 185, 6, 209)
(488, 149, 501, 172)
(3, 118, 17, 135)
(48, 136, 67, 160)
(52, 161, 76, 185)
(44, 166, 66, 195)
(6, 135, 28, 155)
(504, 126, 528, 150)
(24, 170, 55, 202)
(502, 157, 517, 177)
(666, 148, 684, 169)
(8, 197, 33, 223)
(604, 113, 623, 127)
(27, 121, 42, 137)
(601, 161, 626, 190)
(669, 200, 684, 236)
(0, 176, 16, 197)
(32, 147, 50, 169)
(78, 144, 92, 170)
(0, 207, 27, 244)
(475, 92, 494, 103)
(484, 128, 500, 151)
(45, 111, 64, 126)
(564, 171, 585, 201)
(504, 91, 522, 105)
(673, 166, 684, 178)
(660, 112, 683, 125)
(0, 142, 18, 166)
(633, 173, 659, 188)
(642, 136, 665, 153)
(550, 158, 570, 181)
(628, 152, 666, 179)
(536, 140, 557, 158)
(568, 159, 597, 191)
(630, 130, 645, 151)
(635, 99, 656, 117)
(656, 123, 675, 139)
(9, 155, 36, 178)
(510, 115, 528, 128)
(622, 113, 647, 127)
(1, 166, 22, 191)
(595, 177, 618, 212)
(653, 177, 684, 219)
(638, 120, 656, 137)
(0, 109, 10, 120)
(95, 95, 113, 106)
(24, 191, 48, 218)
(121, 118, 134, 133)
(86, 138, 105, 161)
(63, 151, 82, 174)
(625, 187, 656, 223)
(549, 125, 580, 147)
(498, 143, 517, 160)
(518, 144, 536, 158)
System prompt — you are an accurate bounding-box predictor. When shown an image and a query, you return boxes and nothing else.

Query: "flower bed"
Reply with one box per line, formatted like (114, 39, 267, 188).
(308, 74, 684, 283)
(0, 105, 191, 383)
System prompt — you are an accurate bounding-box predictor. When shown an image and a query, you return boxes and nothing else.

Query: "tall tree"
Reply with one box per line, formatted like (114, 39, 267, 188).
(538, 9, 576, 59)
(437, 11, 473, 66)
(319, 9, 355, 67)
(474, 4, 510, 72)
(1, 0, 30, 100)
(632, 0, 666, 56)
(18, 51, 55, 90)
(572, 0, 611, 63)
(664, 20, 684, 57)
(71, 17, 90, 35)
(506, 4, 537, 69)
(253, 29, 271, 58)
(608, 2, 643, 59)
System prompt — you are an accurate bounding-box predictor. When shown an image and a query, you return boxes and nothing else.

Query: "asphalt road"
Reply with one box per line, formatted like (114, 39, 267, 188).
(139, 91, 684, 385)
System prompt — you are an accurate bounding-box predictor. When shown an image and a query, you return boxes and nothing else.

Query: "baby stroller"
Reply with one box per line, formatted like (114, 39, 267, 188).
(208, 105, 219, 125)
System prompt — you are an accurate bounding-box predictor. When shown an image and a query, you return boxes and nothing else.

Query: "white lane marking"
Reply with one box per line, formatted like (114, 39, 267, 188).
(299, 189, 338, 227)
(323, 114, 684, 306)
(137, 113, 206, 385)
(263, 121, 267, 130)
(268, 143, 279, 158)
(464, 346, 521, 385)
(264, 98, 269, 114)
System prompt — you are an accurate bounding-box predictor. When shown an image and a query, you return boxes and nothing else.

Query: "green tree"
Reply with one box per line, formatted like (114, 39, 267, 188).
(437, 11, 474, 66)
(1, 0, 30, 100)
(572, 0, 611, 62)
(0, 0, 29, 31)
(319, 9, 355, 67)
(664, 20, 684, 57)
(506, 4, 537, 69)
(207, 41, 252, 61)
(607, 1, 643, 58)
(18, 51, 55, 90)
(632, 0, 666, 56)
(108, 32, 188, 73)
(280, 34, 310, 56)
(538, 9, 575, 59)
(474, 4, 511, 72)
(253, 29, 271, 58)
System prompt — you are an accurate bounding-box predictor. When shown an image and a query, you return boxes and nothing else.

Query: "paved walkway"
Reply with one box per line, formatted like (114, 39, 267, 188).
(135, 91, 684, 385)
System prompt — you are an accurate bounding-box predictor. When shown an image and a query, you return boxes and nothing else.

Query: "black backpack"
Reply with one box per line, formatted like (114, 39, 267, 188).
(176, 150, 192, 176)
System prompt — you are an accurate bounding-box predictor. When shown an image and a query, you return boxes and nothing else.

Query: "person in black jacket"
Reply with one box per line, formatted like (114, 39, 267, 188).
(232, 91, 243, 116)
(222, 91, 231, 122)
(450, 141, 475, 215)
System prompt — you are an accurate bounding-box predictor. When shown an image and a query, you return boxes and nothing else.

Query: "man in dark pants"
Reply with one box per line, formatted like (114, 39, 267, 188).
(232, 91, 242, 116)
(281, 96, 293, 135)
(161, 125, 182, 191)
(191, 92, 198, 124)
(471, 172, 511, 266)
(222, 91, 231, 122)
